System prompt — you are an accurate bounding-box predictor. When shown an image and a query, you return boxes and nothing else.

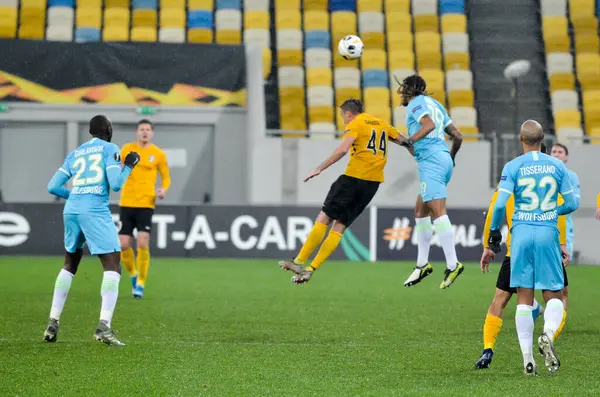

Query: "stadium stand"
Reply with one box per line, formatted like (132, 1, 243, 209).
(2, 0, 478, 137)
(541, 0, 600, 144)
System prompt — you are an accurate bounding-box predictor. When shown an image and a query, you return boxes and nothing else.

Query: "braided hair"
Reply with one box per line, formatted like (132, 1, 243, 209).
(394, 74, 430, 98)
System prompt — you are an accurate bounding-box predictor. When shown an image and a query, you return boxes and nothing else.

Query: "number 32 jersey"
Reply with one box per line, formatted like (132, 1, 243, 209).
(406, 95, 452, 162)
(343, 113, 399, 183)
(58, 137, 122, 215)
(498, 151, 574, 229)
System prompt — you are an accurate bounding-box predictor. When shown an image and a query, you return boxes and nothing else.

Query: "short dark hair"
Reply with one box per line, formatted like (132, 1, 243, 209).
(89, 115, 112, 136)
(340, 99, 364, 114)
(137, 119, 153, 129)
(540, 142, 547, 154)
(552, 142, 568, 155)
(399, 74, 428, 97)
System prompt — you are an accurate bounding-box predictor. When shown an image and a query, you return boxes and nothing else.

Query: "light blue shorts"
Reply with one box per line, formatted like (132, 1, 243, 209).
(417, 152, 453, 203)
(510, 224, 564, 291)
(64, 213, 120, 255)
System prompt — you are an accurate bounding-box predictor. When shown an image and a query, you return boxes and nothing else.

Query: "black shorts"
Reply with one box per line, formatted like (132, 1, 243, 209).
(322, 175, 379, 227)
(496, 256, 569, 293)
(119, 207, 154, 236)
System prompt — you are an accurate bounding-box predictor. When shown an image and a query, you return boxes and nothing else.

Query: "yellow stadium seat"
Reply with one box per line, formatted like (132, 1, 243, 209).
(245, 11, 269, 29)
(304, 0, 327, 10)
(571, 14, 598, 33)
(331, 11, 357, 38)
(104, 8, 129, 28)
(388, 50, 414, 70)
(584, 106, 600, 131)
(361, 32, 385, 50)
(554, 109, 582, 129)
(431, 91, 447, 107)
(131, 27, 157, 42)
(414, 15, 439, 33)
(103, 26, 129, 41)
(18, 24, 44, 39)
(105, 0, 129, 7)
(385, 0, 409, 13)
(358, 0, 382, 12)
(188, 28, 213, 43)
(217, 29, 241, 45)
(309, 105, 334, 123)
(335, 87, 362, 105)
(387, 33, 413, 52)
(307, 68, 332, 87)
(417, 52, 442, 70)
(160, 9, 185, 28)
(76, 7, 101, 28)
(386, 12, 411, 33)
(361, 49, 387, 70)
(544, 33, 570, 53)
(304, 10, 328, 31)
(459, 125, 479, 137)
(444, 52, 470, 70)
(583, 90, 600, 107)
(448, 90, 474, 108)
(0, 8, 18, 38)
(577, 54, 600, 90)
(569, 0, 594, 13)
(549, 73, 575, 91)
(188, 0, 213, 9)
(275, 0, 300, 10)
(416, 32, 440, 51)
(575, 33, 599, 54)
(419, 69, 444, 91)
(21, 0, 46, 7)
(262, 48, 271, 79)
(542, 16, 568, 36)
(133, 10, 157, 28)
(441, 14, 466, 33)
(160, 0, 185, 8)
(77, 0, 101, 7)
(589, 127, 600, 142)
(276, 10, 301, 30)
(278, 49, 303, 66)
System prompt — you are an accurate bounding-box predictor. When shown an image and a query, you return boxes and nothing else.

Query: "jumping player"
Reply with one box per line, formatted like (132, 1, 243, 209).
(397, 75, 465, 289)
(279, 99, 410, 284)
(44, 115, 140, 346)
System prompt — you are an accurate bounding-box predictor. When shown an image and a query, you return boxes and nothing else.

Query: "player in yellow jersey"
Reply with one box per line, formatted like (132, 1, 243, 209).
(118, 119, 171, 299)
(279, 99, 411, 284)
(474, 146, 571, 369)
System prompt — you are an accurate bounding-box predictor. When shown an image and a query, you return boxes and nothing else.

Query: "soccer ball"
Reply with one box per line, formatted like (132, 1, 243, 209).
(338, 35, 364, 60)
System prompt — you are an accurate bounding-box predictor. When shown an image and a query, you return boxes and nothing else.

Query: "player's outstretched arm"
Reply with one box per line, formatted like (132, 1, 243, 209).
(444, 123, 463, 162)
(407, 115, 435, 144)
(390, 134, 415, 156)
(47, 171, 70, 200)
(304, 135, 355, 182)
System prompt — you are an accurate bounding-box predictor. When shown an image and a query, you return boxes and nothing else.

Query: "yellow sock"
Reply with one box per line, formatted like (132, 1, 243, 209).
(553, 310, 567, 342)
(137, 247, 150, 287)
(120, 247, 137, 277)
(294, 222, 328, 264)
(309, 230, 343, 270)
(483, 313, 503, 350)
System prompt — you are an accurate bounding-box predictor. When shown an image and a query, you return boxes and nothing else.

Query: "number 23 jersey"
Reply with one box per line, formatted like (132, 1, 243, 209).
(406, 95, 452, 162)
(343, 113, 399, 183)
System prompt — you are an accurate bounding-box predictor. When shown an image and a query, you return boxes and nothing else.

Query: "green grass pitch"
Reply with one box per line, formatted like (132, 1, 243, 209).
(1, 257, 600, 396)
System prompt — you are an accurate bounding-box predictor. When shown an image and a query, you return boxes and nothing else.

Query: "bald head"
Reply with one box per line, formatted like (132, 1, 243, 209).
(520, 120, 544, 146)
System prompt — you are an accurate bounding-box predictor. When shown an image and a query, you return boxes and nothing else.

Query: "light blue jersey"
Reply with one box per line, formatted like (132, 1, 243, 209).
(490, 151, 579, 291)
(405, 95, 452, 162)
(48, 137, 132, 255)
(494, 151, 574, 229)
(565, 168, 581, 255)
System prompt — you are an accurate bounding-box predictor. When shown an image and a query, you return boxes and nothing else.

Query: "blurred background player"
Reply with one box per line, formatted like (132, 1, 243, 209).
(44, 115, 140, 346)
(398, 75, 465, 289)
(488, 120, 578, 375)
(475, 142, 570, 369)
(119, 119, 171, 299)
(279, 99, 410, 284)
(550, 143, 581, 258)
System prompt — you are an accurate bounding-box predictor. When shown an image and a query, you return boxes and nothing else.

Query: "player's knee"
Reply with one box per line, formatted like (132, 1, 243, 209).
(331, 221, 346, 234)
(136, 232, 150, 249)
(315, 211, 332, 226)
(119, 235, 131, 250)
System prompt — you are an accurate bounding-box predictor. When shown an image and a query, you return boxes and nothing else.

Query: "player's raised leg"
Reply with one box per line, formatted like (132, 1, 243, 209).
(44, 248, 83, 342)
(404, 195, 434, 286)
(280, 211, 330, 275)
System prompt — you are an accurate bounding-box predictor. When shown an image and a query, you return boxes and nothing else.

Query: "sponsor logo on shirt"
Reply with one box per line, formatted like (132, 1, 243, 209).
(412, 105, 422, 113)
(500, 175, 507, 181)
